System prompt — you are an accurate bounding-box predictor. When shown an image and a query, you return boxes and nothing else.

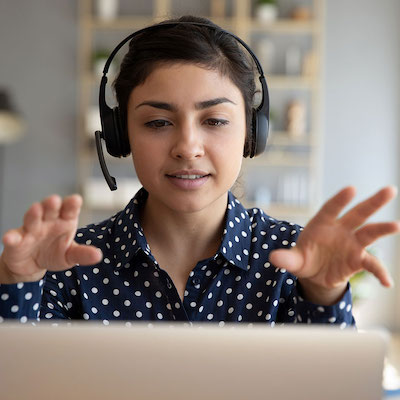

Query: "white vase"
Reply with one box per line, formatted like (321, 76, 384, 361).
(255, 4, 278, 23)
(96, 0, 119, 21)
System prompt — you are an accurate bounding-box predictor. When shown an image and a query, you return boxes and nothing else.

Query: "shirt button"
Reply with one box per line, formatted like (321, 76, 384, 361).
(192, 278, 201, 285)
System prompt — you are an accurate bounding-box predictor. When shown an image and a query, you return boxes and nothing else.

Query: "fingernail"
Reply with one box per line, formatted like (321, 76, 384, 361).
(389, 185, 398, 197)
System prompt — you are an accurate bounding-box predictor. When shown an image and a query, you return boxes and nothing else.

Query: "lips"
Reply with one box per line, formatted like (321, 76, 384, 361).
(165, 170, 211, 189)
(166, 170, 210, 179)
(170, 174, 207, 179)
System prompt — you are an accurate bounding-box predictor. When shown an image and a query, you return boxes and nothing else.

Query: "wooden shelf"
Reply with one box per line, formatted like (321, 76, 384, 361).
(89, 15, 154, 30)
(243, 202, 312, 219)
(268, 75, 319, 89)
(87, 16, 316, 34)
(244, 152, 312, 167)
(250, 19, 319, 34)
(268, 132, 317, 147)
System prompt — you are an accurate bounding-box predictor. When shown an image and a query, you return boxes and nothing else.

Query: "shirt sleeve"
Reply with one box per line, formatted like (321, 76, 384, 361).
(0, 270, 76, 323)
(39, 270, 78, 321)
(276, 277, 355, 328)
(0, 279, 44, 323)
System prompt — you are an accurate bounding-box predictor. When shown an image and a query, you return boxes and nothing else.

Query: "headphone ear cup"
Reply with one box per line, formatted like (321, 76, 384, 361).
(254, 110, 269, 157)
(113, 107, 131, 157)
(100, 105, 131, 158)
(101, 104, 120, 157)
(244, 109, 258, 158)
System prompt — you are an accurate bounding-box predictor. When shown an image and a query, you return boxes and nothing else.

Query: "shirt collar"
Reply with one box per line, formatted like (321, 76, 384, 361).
(217, 191, 252, 271)
(111, 188, 152, 271)
(110, 188, 252, 272)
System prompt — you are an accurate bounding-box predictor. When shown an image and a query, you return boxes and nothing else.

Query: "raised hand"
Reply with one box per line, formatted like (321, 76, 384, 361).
(269, 186, 400, 305)
(0, 195, 103, 284)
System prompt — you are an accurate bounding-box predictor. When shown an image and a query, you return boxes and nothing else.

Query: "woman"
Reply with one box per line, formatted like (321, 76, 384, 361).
(0, 16, 398, 325)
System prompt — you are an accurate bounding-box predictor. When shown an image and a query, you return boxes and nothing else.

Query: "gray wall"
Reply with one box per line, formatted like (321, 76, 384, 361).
(0, 0, 399, 328)
(0, 0, 78, 234)
(324, 0, 400, 329)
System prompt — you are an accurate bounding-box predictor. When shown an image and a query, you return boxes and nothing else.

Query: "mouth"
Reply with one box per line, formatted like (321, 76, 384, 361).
(167, 174, 210, 180)
(165, 170, 211, 189)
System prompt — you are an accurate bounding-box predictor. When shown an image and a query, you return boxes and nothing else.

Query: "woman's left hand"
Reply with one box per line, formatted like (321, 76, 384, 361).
(269, 186, 400, 305)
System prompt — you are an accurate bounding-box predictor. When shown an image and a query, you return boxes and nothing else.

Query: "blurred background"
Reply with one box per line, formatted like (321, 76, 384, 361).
(0, 0, 399, 332)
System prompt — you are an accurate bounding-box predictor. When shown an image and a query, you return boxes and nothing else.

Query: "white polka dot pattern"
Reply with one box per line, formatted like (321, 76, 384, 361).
(0, 189, 355, 327)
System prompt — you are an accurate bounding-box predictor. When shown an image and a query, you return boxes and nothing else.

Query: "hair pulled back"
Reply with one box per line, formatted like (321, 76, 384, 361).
(113, 15, 256, 155)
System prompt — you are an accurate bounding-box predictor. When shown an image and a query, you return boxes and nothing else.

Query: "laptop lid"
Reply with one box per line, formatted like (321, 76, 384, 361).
(0, 323, 388, 400)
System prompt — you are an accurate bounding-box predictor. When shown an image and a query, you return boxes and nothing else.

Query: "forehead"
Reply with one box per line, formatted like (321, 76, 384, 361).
(128, 62, 244, 107)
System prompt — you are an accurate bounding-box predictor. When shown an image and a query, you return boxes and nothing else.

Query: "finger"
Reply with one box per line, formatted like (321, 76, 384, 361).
(23, 202, 43, 234)
(2, 228, 23, 248)
(269, 248, 304, 274)
(361, 251, 393, 288)
(65, 243, 103, 267)
(355, 221, 400, 248)
(42, 195, 62, 221)
(313, 186, 356, 223)
(340, 186, 398, 230)
(60, 194, 83, 220)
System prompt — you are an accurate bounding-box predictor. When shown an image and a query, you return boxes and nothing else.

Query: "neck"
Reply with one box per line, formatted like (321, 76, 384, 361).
(140, 193, 228, 265)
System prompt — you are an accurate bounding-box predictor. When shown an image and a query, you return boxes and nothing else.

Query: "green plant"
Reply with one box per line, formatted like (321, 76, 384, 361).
(349, 247, 379, 304)
(92, 48, 110, 63)
(257, 0, 277, 5)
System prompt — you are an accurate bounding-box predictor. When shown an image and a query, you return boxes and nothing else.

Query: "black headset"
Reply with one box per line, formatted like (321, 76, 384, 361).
(95, 21, 270, 191)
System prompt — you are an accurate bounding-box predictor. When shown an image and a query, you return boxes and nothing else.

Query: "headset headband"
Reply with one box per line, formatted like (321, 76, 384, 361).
(100, 21, 269, 122)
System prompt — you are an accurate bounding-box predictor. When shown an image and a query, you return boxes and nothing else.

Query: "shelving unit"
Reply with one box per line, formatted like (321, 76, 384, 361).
(77, 0, 324, 226)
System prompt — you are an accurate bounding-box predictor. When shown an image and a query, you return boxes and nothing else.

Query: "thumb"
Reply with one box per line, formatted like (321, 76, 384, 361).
(65, 242, 103, 267)
(269, 248, 304, 273)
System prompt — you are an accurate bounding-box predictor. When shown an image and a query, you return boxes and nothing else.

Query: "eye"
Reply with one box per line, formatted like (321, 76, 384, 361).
(144, 119, 172, 129)
(205, 118, 229, 127)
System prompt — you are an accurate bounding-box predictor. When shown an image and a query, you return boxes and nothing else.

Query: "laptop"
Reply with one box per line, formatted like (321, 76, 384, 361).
(0, 323, 388, 400)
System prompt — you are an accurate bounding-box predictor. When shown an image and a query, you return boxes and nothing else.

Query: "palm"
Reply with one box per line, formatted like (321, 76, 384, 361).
(270, 186, 400, 296)
(1, 195, 102, 283)
(290, 217, 366, 288)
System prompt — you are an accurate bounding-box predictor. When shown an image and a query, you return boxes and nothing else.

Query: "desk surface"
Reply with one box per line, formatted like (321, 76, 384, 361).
(388, 334, 400, 369)
(385, 334, 400, 398)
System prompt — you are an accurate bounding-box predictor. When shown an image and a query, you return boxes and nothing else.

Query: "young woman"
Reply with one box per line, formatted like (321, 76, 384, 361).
(0, 16, 398, 326)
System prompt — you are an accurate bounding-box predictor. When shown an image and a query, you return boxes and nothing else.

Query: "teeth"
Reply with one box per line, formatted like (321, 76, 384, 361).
(174, 175, 205, 180)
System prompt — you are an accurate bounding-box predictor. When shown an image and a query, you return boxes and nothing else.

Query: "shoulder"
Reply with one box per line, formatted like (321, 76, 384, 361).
(226, 192, 303, 252)
(246, 205, 303, 252)
(74, 189, 146, 249)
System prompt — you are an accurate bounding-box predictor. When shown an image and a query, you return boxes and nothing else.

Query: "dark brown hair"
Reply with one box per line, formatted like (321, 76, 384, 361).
(113, 15, 256, 154)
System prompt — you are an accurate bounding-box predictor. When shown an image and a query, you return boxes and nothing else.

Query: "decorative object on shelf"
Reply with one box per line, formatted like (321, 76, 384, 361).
(255, 0, 278, 23)
(95, 0, 119, 21)
(286, 100, 306, 139)
(302, 50, 318, 76)
(0, 89, 25, 144)
(285, 45, 302, 75)
(290, 6, 312, 21)
(256, 38, 276, 75)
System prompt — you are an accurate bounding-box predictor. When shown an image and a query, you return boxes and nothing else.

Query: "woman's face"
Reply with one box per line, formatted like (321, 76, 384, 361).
(127, 62, 246, 216)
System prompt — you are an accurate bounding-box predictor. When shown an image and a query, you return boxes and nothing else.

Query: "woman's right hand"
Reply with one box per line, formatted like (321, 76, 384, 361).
(0, 194, 103, 284)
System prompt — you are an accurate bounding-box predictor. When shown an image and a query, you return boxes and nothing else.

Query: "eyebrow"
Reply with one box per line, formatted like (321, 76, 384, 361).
(134, 97, 236, 111)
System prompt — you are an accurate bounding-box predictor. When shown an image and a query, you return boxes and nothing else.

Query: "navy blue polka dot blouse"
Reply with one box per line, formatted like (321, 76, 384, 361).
(0, 189, 355, 327)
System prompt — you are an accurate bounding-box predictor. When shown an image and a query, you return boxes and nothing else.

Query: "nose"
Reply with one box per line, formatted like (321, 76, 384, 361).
(170, 122, 205, 160)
